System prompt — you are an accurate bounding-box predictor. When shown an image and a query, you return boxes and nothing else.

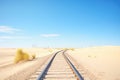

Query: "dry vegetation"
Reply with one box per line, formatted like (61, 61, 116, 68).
(14, 49, 36, 63)
(70, 48, 75, 51)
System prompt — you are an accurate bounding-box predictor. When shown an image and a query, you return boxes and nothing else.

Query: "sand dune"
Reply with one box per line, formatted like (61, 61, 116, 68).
(68, 46, 120, 80)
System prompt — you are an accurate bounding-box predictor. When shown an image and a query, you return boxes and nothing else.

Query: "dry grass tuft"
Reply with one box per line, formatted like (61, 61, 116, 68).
(14, 49, 23, 63)
(70, 48, 75, 51)
(23, 52, 29, 61)
(14, 49, 35, 63)
(49, 49, 53, 53)
(31, 54, 36, 59)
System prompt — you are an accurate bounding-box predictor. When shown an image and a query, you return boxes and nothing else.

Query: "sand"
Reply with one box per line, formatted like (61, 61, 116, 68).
(0, 48, 54, 80)
(68, 46, 120, 80)
(1, 46, 120, 80)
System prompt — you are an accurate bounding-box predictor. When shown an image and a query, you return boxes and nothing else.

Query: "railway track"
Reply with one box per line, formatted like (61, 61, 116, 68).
(28, 50, 84, 80)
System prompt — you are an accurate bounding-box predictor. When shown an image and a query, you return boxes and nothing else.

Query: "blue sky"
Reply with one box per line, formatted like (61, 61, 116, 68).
(0, 0, 120, 48)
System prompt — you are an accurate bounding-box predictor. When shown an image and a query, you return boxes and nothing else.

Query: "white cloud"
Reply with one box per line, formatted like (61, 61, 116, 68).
(41, 34, 60, 37)
(0, 26, 21, 33)
(0, 36, 12, 39)
(0, 36, 31, 39)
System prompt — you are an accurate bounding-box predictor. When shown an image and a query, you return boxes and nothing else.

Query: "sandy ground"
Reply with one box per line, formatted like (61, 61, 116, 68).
(0, 48, 56, 80)
(1, 46, 120, 80)
(68, 46, 120, 80)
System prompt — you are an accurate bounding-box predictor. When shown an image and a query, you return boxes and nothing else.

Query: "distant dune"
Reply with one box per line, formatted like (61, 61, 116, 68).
(68, 46, 120, 80)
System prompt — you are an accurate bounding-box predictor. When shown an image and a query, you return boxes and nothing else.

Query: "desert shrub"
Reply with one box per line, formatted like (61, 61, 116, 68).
(23, 52, 29, 61)
(14, 49, 30, 63)
(70, 48, 75, 51)
(88, 55, 91, 57)
(14, 49, 23, 63)
(49, 49, 53, 53)
(31, 54, 36, 59)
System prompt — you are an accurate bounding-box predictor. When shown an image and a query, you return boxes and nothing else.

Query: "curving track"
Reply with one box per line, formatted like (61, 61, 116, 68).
(28, 50, 84, 80)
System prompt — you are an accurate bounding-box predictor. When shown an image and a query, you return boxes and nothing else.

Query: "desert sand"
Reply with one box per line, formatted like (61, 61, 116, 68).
(0, 48, 55, 80)
(68, 46, 120, 80)
(0, 46, 120, 80)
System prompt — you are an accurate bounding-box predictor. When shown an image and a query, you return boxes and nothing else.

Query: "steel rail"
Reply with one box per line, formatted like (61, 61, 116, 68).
(37, 50, 62, 80)
(63, 51, 84, 80)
